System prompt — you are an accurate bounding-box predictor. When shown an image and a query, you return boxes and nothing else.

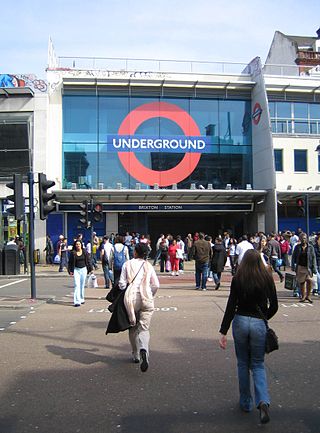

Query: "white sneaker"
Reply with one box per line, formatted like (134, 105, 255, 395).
(207, 277, 213, 282)
(171, 272, 175, 276)
(175, 272, 179, 276)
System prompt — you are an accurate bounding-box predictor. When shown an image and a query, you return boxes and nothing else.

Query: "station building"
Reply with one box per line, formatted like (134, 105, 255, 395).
(1, 30, 320, 255)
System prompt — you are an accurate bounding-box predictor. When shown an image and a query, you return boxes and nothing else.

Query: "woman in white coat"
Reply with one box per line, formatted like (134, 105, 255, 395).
(118, 243, 159, 372)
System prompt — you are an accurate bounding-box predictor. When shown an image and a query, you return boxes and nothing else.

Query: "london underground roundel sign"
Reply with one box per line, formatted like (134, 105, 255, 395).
(117, 101, 201, 187)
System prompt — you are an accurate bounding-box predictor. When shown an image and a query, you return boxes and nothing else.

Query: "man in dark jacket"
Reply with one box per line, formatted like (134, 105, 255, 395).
(292, 232, 317, 303)
(268, 233, 284, 283)
(192, 232, 212, 290)
(211, 237, 227, 290)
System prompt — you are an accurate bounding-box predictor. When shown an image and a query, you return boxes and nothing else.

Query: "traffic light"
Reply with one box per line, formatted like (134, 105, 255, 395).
(39, 173, 56, 220)
(93, 202, 103, 222)
(79, 200, 90, 228)
(6, 174, 24, 220)
(296, 198, 305, 217)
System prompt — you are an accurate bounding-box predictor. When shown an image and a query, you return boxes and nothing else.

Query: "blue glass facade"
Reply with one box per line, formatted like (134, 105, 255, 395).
(62, 92, 252, 189)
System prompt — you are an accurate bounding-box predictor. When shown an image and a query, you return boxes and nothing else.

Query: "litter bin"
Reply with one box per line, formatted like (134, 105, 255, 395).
(34, 249, 40, 264)
(4, 244, 20, 275)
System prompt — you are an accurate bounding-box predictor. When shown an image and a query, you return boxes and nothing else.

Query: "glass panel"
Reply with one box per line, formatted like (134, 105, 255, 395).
(310, 103, 320, 120)
(271, 120, 276, 132)
(0, 150, 30, 175)
(277, 120, 288, 133)
(269, 102, 276, 118)
(294, 121, 309, 133)
(274, 149, 283, 171)
(276, 102, 291, 118)
(293, 102, 308, 119)
(0, 124, 29, 150)
(318, 155, 320, 173)
(294, 149, 307, 172)
(310, 122, 318, 134)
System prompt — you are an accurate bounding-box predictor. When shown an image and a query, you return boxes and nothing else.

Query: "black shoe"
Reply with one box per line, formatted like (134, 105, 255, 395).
(259, 402, 270, 424)
(215, 282, 221, 290)
(306, 297, 313, 304)
(140, 349, 149, 372)
(74, 304, 81, 307)
(280, 275, 284, 283)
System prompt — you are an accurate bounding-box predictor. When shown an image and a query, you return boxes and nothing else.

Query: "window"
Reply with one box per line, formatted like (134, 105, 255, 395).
(294, 149, 307, 172)
(269, 101, 320, 135)
(274, 149, 283, 171)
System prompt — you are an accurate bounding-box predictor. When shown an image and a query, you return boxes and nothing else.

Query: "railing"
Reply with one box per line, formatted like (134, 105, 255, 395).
(56, 56, 251, 75)
(297, 50, 320, 61)
(54, 56, 320, 78)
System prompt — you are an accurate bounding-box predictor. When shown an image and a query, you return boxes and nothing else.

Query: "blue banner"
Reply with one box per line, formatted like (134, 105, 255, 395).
(105, 135, 213, 153)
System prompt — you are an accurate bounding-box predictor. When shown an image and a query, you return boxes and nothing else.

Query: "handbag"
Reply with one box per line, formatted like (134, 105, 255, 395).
(106, 261, 145, 306)
(256, 305, 279, 354)
(284, 272, 296, 290)
(88, 273, 98, 288)
(176, 248, 184, 259)
(53, 254, 61, 264)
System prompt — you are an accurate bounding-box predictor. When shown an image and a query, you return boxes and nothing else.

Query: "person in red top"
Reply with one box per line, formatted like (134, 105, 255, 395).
(279, 234, 290, 270)
(168, 239, 179, 276)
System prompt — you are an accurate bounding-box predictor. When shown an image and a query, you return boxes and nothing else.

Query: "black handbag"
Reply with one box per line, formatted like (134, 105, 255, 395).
(256, 305, 279, 354)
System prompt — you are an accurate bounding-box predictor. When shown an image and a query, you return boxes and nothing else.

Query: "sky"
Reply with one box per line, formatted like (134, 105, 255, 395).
(2, 0, 320, 78)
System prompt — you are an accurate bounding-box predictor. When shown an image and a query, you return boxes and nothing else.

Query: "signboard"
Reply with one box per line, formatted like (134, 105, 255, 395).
(59, 203, 253, 213)
(116, 101, 202, 187)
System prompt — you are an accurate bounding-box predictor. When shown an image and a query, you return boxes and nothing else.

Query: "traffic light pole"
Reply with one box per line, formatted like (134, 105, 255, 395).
(305, 193, 310, 237)
(28, 172, 36, 299)
(90, 198, 94, 245)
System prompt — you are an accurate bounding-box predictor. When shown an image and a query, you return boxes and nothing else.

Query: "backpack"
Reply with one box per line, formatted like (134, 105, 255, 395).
(113, 245, 126, 270)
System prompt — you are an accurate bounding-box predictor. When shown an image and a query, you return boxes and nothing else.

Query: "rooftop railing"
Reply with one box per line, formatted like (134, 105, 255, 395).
(54, 56, 320, 78)
(56, 56, 251, 75)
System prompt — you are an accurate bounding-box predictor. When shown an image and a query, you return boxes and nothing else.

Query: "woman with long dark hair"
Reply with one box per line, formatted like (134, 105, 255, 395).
(219, 249, 278, 424)
(68, 240, 93, 307)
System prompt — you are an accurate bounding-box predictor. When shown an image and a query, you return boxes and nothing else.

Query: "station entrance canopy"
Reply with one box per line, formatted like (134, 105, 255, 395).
(54, 189, 266, 213)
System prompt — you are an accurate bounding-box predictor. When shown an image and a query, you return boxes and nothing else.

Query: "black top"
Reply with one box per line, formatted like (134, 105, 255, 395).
(68, 250, 93, 274)
(297, 248, 308, 267)
(74, 252, 86, 269)
(219, 276, 278, 335)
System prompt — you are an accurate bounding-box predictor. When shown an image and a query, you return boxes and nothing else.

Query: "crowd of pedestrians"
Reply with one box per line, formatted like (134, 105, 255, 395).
(40, 226, 320, 425)
(50, 227, 320, 301)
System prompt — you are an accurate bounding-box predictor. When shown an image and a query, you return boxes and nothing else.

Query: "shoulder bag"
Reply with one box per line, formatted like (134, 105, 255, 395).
(256, 305, 279, 354)
(106, 261, 145, 307)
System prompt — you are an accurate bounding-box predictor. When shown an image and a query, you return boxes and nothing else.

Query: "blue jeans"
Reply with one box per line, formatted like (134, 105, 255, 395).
(153, 249, 161, 266)
(102, 261, 111, 288)
(232, 314, 270, 410)
(213, 272, 221, 285)
(271, 257, 283, 280)
(73, 266, 87, 305)
(195, 262, 209, 289)
(59, 252, 68, 272)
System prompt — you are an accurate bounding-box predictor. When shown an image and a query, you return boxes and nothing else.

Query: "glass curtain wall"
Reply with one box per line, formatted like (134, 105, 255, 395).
(62, 92, 252, 189)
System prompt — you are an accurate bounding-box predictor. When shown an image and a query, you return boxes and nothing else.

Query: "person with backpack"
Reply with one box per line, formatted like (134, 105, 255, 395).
(111, 235, 129, 285)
